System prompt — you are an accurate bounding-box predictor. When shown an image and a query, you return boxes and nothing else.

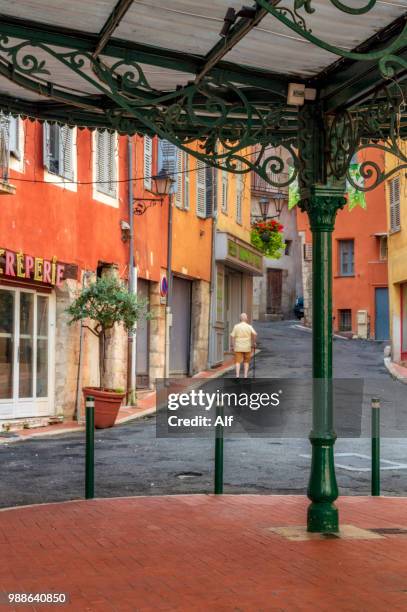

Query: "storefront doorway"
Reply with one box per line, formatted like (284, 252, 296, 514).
(0, 286, 55, 420)
(224, 269, 242, 351)
(401, 283, 407, 361)
(170, 276, 192, 375)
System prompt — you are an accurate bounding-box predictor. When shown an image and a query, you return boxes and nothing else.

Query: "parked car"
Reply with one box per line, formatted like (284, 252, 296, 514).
(294, 297, 304, 320)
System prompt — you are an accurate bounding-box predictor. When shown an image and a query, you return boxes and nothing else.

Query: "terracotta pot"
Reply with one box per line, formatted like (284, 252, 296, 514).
(82, 387, 126, 429)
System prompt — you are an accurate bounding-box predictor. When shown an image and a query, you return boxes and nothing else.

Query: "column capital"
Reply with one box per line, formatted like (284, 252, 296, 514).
(298, 186, 346, 232)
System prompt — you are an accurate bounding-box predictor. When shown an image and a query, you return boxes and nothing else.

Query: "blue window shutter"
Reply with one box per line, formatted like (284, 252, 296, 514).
(158, 139, 178, 194)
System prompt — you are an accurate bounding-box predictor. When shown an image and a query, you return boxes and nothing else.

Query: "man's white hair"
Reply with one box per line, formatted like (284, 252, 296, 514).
(240, 313, 248, 321)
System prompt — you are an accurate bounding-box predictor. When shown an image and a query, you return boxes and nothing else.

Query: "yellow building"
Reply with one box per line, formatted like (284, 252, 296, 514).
(385, 142, 407, 363)
(209, 154, 264, 365)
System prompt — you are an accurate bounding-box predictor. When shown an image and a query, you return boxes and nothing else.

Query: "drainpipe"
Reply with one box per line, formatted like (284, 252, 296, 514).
(164, 193, 173, 380)
(127, 136, 137, 405)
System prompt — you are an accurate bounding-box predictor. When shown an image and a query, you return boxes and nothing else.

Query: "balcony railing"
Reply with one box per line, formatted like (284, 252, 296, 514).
(251, 171, 289, 196)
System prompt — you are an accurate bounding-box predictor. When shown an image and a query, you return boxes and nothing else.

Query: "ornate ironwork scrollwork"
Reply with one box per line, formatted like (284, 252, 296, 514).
(0, 34, 300, 189)
(328, 83, 407, 191)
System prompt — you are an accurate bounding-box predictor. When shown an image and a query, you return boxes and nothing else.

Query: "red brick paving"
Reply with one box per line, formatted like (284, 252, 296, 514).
(1, 495, 407, 611)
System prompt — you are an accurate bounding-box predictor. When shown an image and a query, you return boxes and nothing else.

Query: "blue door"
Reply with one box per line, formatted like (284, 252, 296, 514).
(375, 287, 390, 341)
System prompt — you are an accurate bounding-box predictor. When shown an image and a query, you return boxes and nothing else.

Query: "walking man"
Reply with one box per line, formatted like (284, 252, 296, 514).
(230, 313, 257, 378)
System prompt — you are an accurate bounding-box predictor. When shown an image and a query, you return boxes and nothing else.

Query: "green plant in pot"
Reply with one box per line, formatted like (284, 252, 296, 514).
(67, 276, 149, 428)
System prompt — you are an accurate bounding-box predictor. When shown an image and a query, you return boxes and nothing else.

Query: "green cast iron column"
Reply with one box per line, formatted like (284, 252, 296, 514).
(301, 187, 346, 532)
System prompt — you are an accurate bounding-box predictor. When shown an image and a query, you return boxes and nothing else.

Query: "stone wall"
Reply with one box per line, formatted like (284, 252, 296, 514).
(148, 280, 166, 383)
(191, 279, 210, 373)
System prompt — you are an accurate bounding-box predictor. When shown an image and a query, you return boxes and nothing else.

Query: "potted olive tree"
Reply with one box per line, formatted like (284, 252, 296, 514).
(67, 275, 149, 428)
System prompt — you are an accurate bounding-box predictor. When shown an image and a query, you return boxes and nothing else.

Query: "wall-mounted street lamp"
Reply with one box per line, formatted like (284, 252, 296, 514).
(255, 192, 286, 221)
(133, 168, 175, 215)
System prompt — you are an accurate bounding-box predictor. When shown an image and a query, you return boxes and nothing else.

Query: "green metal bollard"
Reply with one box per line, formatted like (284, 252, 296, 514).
(214, 404, 224, 494)
(371, 397, 380, 497)
(85, 395, 95, 500)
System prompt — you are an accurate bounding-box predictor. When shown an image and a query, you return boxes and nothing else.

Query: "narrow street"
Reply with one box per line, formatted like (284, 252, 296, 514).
(1, 321, 406, 509)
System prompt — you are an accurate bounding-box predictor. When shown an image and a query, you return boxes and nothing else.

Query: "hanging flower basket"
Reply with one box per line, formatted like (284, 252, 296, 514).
(251, 219, 285, 258)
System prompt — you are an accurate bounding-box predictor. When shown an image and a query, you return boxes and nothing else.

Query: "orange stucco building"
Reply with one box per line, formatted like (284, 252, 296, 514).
(297, 150, 389, 340)
(0, 117, 217, 428)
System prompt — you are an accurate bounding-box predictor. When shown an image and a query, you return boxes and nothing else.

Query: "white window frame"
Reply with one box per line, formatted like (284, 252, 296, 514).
(43, 123, 77, 192)
(93, 130, 119, 207)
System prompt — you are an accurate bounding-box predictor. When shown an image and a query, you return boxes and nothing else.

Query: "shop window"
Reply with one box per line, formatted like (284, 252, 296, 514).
(95, 130, 117, 198)
(339, 239, 354, 276)
(389, 176, 401, 233)
(144, 135, 152, 190)
(43, 122, 74, 180)
(339, 309, 352, 332)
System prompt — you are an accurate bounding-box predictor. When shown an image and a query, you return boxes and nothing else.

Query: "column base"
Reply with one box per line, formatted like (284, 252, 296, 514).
(307, 502, 339, 533)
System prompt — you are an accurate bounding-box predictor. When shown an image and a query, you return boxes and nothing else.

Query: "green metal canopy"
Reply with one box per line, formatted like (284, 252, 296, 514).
(0, 1, 406, 189)
(1, 1, 407, 534)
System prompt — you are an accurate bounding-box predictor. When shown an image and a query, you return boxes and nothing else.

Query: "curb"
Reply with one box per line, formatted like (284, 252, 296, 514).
(384, 356, 407, 384)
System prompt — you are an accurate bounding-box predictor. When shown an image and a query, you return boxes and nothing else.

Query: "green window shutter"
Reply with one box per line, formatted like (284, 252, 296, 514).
(60, 125, 74, 181)
(196, 160, 206, 218)
(144, 135, 152, 190)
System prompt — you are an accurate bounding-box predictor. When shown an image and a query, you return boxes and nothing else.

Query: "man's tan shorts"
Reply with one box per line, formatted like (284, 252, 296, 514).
(235, 351, 251, 364)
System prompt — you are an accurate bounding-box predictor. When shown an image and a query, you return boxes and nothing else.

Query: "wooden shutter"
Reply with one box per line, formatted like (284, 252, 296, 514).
(389, 176, 401, 232)
(221, 170, 228, 212)
(158, 139, 178, 194)
(183, 152, 190, 209)
(8, 116, 19, 159)
(43, 122, 51, 170)
(175, 148, 183, 207)
(96, 130, 117, 197)
(144, 135, 152, 190)
(196, 160, 206, 218)
(236, 171, 243, 224)
(60, 125, 74, 181)
(205, 165, 215, 218)
(107, 132, 117, 197)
